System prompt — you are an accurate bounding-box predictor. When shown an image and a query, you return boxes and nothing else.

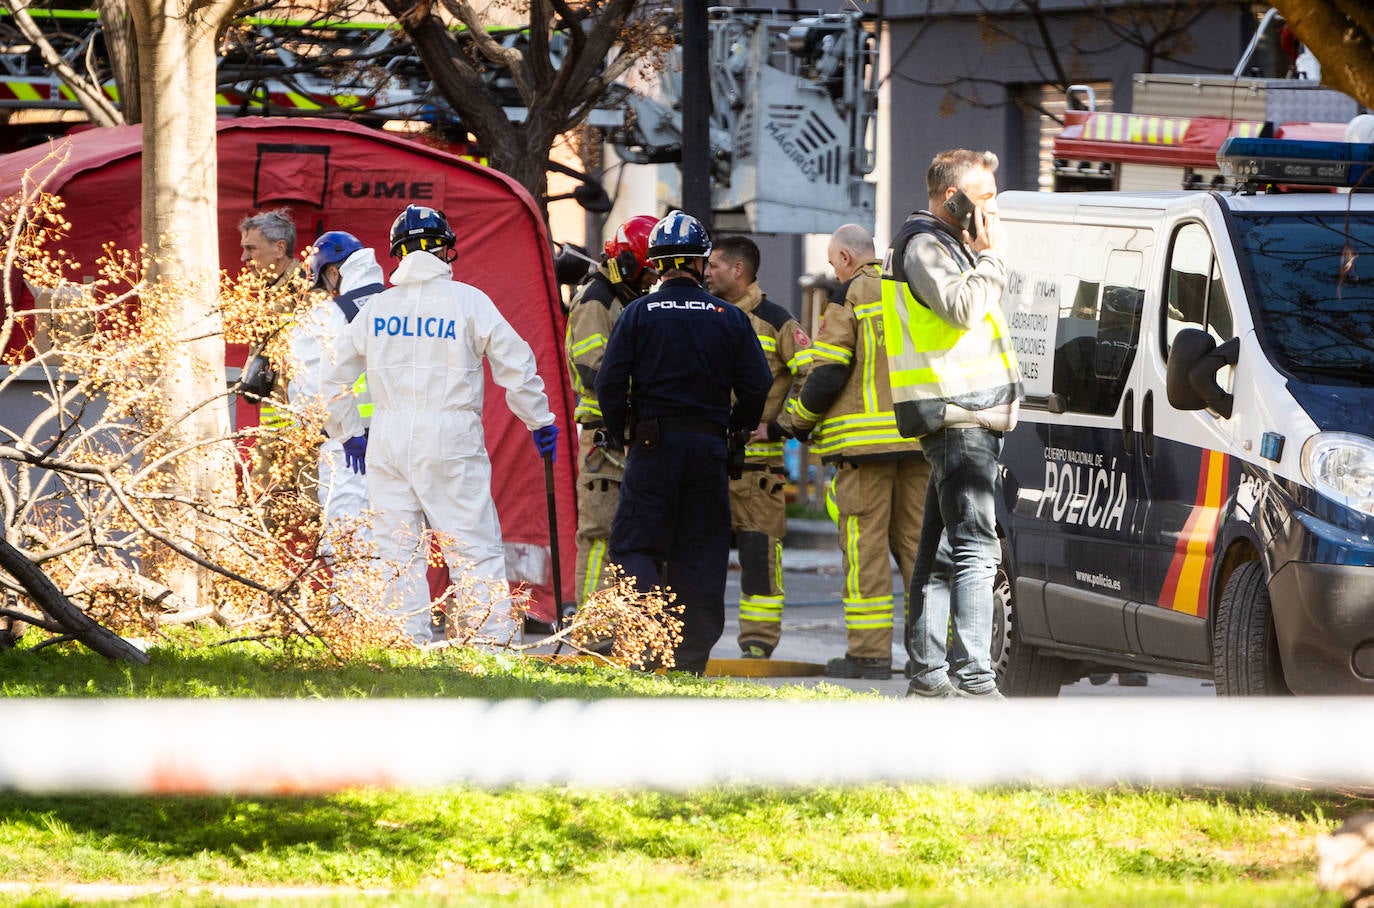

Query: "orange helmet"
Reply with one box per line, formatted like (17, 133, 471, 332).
(603, 214, 659, 285)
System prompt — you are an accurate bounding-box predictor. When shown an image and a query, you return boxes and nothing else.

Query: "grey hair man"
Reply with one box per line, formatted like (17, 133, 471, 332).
(239, 208, 298, 279)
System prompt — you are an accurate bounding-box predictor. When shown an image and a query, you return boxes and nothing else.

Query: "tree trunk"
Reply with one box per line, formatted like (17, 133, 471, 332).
(0, 539, 150, 663)
(100, 0, 141, 123)
(130, 0, 238, 607)
(489, 127, 554, 211)
(1273, 0, 1374, 109)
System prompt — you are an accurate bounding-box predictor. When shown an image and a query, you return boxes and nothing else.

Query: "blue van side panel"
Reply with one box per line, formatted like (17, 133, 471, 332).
(1139, 436, 1238, 619)
(999, 417, 1051, 583)
(1040, 420, 1140, 600)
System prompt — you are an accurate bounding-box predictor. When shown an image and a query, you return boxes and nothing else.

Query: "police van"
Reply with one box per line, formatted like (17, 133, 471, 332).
(994, 137, 1374, 696)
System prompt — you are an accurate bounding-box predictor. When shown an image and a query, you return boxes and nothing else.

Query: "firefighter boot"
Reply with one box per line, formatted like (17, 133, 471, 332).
(825, 654, 893, 680)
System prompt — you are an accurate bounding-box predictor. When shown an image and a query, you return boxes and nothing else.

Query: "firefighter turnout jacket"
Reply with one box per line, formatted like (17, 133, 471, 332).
(788, 259, 930, 662)
(564, 265, 639, 606)
(725, 281, 810, 652)
(788, 260, 920, 462)
(566, 266, 637, 428)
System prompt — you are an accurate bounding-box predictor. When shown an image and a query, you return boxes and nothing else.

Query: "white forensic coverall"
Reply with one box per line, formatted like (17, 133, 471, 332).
(287, 247, 384, 559)
(324, 249, 555, 643)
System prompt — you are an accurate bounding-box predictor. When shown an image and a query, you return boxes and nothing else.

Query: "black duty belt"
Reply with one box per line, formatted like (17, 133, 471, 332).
(656, 417, 726, 437)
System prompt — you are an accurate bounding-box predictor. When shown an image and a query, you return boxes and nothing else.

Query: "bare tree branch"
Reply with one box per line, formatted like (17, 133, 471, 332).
(0, 0, 124, 125)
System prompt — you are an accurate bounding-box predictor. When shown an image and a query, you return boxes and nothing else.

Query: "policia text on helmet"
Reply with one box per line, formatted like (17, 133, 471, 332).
(389, 205, 458, 262)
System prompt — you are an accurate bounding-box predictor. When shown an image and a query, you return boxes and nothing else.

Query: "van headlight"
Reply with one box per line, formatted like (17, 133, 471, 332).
(1301, 432, 1374, 516)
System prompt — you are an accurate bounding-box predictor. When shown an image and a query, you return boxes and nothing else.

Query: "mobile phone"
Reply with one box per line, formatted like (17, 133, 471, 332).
(944, 189, 978, 240)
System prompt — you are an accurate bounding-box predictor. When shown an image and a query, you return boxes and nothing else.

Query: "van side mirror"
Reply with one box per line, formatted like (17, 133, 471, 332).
(1166, 328, 1240, 419)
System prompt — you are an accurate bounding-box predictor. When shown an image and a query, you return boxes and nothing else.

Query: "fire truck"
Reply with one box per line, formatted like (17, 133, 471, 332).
(0, 6, 878, 233)
(1050, 10, 1364, 194)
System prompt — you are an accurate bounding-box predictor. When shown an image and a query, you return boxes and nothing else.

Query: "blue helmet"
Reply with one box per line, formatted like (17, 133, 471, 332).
(646, 210, 711, 269)
(306, 231, 364, 288)
(389, 205, 456, 259)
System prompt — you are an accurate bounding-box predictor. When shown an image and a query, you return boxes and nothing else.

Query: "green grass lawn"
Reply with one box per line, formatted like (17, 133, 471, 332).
(0, 633, 1363, 906)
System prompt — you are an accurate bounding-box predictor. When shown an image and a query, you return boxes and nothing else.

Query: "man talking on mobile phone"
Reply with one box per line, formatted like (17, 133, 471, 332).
(881, 149, 1023, 700)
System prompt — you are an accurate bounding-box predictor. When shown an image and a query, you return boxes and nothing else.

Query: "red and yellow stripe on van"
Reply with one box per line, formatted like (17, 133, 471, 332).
(1158, 449, 1231, 617)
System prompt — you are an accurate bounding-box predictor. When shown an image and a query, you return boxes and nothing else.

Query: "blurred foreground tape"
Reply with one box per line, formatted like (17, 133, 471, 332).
(3, 698, 1374, 794)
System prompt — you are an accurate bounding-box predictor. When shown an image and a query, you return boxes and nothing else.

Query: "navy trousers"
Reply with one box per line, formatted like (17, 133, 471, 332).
(609, 430, 731, 674)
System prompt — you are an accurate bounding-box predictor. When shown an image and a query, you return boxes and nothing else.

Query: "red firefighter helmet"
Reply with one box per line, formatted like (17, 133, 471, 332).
(603, 214, 659, 285)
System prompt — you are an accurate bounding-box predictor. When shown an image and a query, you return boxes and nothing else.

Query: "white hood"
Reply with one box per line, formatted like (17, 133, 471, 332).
(389, 249, 452, 285)
(339, 247, 385, 295)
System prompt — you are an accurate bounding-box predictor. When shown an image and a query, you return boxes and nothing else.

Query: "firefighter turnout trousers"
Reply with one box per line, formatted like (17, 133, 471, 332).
(575, 428, 625, 606)
(834, 457, 931, 660)
(610, 429, 732, 675)
(729, 461, 788, 650)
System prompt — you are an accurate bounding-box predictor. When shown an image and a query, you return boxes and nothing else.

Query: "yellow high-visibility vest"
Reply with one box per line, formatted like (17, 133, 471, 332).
(881, 213, 1020, 438)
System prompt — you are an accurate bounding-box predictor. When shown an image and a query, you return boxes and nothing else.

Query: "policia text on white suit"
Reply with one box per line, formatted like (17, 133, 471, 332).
(324, 207, 556, 644)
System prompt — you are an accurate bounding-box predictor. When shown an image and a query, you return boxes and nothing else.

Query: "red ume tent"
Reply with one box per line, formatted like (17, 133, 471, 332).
(0, 117, 576, 622)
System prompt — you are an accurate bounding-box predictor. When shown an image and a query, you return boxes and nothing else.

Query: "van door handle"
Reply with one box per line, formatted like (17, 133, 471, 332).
(1122, 388, 1134, 454)
(1143, 390, 1155, 458)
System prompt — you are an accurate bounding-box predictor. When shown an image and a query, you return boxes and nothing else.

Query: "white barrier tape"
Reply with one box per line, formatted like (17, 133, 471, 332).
(3, 698, 1373, 794)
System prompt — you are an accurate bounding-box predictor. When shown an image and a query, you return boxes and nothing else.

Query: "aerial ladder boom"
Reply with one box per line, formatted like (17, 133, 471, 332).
(0, 6, 879, 232)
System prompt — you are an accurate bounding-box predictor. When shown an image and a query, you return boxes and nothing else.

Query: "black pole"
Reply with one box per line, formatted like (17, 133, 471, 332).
(543, 453, 565, 634)
(680, 0, 712, 232)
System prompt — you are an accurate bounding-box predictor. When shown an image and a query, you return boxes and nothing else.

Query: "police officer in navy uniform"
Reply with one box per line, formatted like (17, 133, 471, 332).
(596, 211, 772, 675)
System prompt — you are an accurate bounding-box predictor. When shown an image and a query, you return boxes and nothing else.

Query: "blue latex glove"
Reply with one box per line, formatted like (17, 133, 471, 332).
(532, 423, 559, 461)
(342, 434, 368, 475)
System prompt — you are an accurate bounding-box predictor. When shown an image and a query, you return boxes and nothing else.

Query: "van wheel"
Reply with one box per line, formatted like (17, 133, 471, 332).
(993, 540, 1069, 697)
(1213, 560, 1289, 696)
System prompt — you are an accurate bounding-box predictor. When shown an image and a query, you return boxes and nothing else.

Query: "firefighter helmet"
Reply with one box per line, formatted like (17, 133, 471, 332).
(389, 205, 456, 259)
(306, 231, 364, 289)
(646, 210, 711, 270)
(603, 214, 659, 285)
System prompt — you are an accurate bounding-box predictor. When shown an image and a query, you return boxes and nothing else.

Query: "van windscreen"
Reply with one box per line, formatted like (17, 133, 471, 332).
(1235, 212, 1374, 384)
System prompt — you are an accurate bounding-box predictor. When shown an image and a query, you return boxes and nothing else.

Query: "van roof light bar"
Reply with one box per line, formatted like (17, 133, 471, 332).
(1217, 137, 1374, 189)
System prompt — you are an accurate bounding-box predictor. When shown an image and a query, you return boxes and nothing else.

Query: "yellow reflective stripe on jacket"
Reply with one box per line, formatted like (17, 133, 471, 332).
(787, 396, 822, 424)
(810, 299, 902, 452)
(809, 340, 853, 366)
(569, 333, 606, 358)
(859, 299, 879, 414)
(574, 400, 604, 422)
(757, 335, 778, 354)
(809, 412, 910, 456)
(744, 440, 785, 459)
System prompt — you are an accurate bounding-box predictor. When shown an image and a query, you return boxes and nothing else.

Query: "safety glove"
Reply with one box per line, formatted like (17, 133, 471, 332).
(532, 423, 559, 461)
(342, 434, 368, 475)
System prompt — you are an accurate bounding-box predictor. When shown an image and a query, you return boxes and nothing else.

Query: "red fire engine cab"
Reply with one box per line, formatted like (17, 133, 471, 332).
(1051, 73, 1363, 193)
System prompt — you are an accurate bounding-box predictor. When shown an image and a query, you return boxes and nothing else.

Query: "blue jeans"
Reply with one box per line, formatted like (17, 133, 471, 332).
(905, 427, 1003, 694)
